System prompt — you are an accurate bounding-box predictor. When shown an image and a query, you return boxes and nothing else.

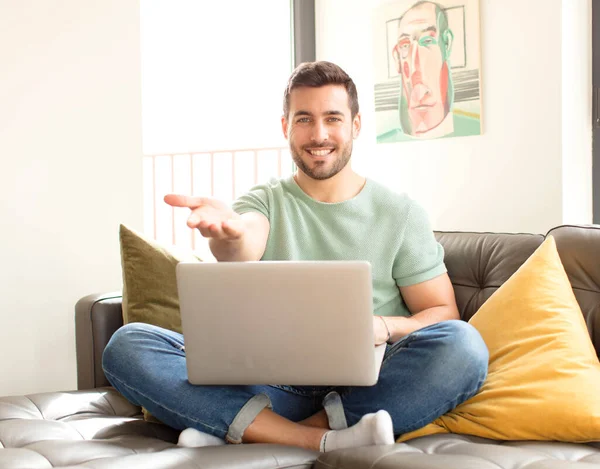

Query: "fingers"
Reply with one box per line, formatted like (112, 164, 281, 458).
(185, 209, 223, 230)
(373, 316, 386, 345)
(164, 194, 209, 208)
(197, 221, 218, 238)
(186, 212, 204, 229)
(221, 219, 245, 239)
(196, 220, 244, 240)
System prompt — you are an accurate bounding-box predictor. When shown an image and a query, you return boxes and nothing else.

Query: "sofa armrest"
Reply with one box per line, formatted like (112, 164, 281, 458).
(75, 292, 124, 390)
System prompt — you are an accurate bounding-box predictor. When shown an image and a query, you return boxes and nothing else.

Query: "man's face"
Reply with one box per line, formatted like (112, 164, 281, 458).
(394, 2, 451, 136)
(282, 85, 360, 181)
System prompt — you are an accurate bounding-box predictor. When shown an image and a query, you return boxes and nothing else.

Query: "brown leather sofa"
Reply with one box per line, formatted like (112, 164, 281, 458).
(1, 225, 599, 469)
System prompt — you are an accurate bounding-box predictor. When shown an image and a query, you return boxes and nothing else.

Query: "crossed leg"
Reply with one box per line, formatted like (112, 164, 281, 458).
(103, 320, 488, 451)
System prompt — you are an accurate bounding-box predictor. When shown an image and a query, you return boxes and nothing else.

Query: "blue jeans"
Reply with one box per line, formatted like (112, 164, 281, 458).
(102, 320, 488, 443)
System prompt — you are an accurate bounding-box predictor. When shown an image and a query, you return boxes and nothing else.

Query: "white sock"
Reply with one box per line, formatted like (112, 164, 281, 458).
(319, 410, 394, 452)
(177, 428, 226, 447)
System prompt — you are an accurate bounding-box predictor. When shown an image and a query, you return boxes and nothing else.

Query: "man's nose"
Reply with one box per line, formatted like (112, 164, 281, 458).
(409, 43, 422, 86)
(311, 121, 329, 142)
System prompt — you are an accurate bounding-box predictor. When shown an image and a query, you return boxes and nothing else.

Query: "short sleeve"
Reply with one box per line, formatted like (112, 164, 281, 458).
(231, 183, 270, 219)
(393, 200, 446, 287)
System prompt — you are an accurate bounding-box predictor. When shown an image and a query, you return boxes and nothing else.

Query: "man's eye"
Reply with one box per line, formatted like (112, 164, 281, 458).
(296, 118, 310, 123)
(398, 41, 410, 51)
(327, 117, 341, 122)
(419, 36, 437, 46)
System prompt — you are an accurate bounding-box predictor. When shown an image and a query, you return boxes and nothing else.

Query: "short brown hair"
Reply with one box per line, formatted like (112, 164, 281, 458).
(283, 61, 359, 119)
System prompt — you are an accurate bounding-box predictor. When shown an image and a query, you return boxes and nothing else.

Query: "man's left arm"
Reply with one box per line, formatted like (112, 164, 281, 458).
(376, 273, 459, 344)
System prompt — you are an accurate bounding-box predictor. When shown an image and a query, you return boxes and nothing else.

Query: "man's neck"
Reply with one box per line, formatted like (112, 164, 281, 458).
(293, 166, 366, 203)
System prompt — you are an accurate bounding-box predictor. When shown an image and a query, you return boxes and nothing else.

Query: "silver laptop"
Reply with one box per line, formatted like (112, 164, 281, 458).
(176, 261, 386, 386)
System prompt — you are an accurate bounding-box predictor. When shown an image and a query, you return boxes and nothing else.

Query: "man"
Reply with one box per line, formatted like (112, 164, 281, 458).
(103, 61, 488, 452)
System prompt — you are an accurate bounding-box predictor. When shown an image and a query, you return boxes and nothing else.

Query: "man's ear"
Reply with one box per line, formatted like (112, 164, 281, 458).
(352, 113, 362, 139)
(392, 46, 402, 75)
(441, 29, 454, 61)
(281, 116, 289, 139)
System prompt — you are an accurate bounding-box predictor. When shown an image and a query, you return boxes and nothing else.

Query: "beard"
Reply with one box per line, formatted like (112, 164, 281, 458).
(290, 139, 353, 180)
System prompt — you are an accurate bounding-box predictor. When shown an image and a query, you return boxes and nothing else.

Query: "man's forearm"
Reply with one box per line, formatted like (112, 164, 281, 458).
(385, 305, 459, 342)
(209, 237, 261, 262)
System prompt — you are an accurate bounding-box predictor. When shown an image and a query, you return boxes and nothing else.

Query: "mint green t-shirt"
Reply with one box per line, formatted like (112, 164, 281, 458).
(232, 176, 446, 317)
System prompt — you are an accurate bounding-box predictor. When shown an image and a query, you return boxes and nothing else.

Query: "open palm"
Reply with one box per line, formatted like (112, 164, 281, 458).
(164, 194, 244, 240)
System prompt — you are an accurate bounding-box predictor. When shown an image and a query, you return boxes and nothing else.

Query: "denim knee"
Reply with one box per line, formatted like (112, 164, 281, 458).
(442, 320, 489, 389)
(102, 322, 156, 377)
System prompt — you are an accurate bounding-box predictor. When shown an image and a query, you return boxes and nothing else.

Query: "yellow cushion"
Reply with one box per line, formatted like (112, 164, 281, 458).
(119, 224, 202, 333)
(398, 236, 600, 442)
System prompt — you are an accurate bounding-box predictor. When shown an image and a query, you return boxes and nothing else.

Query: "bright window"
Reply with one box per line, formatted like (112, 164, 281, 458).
(140, 0, 293, 255)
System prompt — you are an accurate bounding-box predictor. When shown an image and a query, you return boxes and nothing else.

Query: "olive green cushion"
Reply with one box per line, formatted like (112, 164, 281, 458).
(119, 224, 202, 333)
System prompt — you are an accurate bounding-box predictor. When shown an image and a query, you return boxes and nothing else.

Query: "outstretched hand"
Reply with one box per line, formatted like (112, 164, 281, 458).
(164, 194, 245, 241)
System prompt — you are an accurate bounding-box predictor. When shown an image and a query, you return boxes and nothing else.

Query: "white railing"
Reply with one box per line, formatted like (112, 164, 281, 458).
(143, 147, 291, 258)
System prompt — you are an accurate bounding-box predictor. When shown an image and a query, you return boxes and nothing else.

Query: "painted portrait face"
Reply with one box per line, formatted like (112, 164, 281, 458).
(393, 2, 453, 137)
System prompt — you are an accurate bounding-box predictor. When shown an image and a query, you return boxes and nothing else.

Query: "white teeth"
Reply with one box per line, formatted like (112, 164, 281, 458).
(308, 149, 332, 156)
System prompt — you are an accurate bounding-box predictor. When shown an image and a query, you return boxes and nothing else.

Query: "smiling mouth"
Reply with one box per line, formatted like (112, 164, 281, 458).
(305, 148, 335, 157)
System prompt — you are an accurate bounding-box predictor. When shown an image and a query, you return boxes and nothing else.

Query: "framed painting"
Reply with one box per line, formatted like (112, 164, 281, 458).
(373, 0, 482, 143)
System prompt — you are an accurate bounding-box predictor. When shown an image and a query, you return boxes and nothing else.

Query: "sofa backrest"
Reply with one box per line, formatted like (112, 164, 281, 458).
(76, 225, 600, 390)
(436, 225, 600, 356)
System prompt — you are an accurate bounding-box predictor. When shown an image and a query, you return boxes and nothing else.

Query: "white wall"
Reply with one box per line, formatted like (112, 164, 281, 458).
(562, 0, 593, 225)
(0, 1, 143, 395)
(316, 0, 593, 234)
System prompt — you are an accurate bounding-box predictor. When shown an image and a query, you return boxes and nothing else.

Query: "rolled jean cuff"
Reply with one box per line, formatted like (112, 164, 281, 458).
(226, 393, 272, 444)
(323, 391, 347, 430)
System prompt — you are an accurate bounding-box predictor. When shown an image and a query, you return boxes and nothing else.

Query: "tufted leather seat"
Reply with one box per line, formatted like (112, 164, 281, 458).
(1, 225, 598, 469)
(316, 434, 600, 468)
(0, 389, 316, 468)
